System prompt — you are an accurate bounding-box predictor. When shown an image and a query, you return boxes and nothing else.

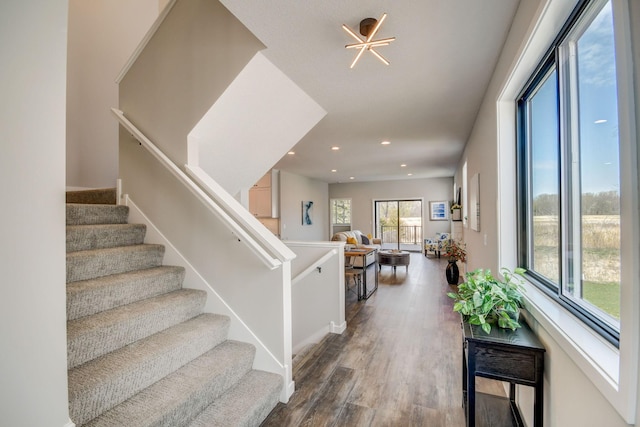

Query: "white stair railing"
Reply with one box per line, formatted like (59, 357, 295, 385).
(111, 108, 295, 270)
(291, 248, 338, 286)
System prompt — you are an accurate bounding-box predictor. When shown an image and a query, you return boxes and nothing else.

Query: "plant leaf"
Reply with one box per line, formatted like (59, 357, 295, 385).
(481, 322, 492, 334)
(472, 291, 483, 308)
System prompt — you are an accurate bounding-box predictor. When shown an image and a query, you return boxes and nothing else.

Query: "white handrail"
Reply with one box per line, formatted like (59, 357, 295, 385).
(111, 108, 295, 270)
(291, 248, 338, 286)
(185, 164, 295, 262)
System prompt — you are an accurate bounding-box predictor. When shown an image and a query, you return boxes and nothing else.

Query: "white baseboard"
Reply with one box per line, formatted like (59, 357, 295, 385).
(63, 419, 76, 427)
(331, 321, 347, 334)
(293, 321, 349, 355)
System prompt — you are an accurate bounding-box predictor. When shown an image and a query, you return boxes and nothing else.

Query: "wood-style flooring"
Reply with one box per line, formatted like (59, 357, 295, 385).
(261, 253, 508, 427)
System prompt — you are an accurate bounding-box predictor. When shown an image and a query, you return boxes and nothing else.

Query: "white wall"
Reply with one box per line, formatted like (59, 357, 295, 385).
(329, 177, 453, 240)
(456, 0, 640, 425)
(287, 242, 345, 353)
(192, 52, 326, 196)
(0, 1, 71, 426)
(280, 171, 329, 241)
(66, 0, 159, 188)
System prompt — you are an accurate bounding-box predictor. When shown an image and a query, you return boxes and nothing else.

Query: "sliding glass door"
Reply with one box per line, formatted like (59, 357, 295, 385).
(375, 199, 423, 251)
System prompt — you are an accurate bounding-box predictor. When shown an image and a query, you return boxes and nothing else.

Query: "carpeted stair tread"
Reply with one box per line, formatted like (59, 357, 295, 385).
(66, 188, 117, 205)
(186, 370, 283, 427)
(67, 203, 129, 225)
(65, 194, 282, 426)
(67, 266, 185, 320)
(84, 341, 256, 427)
(68, 288, 207, 369)
(67, 244, 165, 283)
(67, 223, 147, 252)
(69, 313, 230, 426)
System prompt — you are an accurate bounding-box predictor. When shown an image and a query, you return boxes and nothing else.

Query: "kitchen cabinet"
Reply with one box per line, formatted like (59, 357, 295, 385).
(249, 169, 279, 218)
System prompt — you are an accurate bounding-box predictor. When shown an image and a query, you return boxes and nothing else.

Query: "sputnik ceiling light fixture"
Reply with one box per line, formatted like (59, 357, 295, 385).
(342, 13, 395, 68)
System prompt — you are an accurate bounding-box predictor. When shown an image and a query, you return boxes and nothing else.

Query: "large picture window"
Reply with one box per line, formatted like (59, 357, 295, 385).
(517, 0, 620, 343)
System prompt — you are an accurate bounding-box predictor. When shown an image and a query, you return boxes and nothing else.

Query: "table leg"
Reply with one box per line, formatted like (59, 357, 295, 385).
(462, 341, 467, 408)
(361, 254, 367, 300)
(371, 251, 378, 297)
(363, 251, 379, 299)
(534, 379, 543, 427)
(466, 342, 476, 427)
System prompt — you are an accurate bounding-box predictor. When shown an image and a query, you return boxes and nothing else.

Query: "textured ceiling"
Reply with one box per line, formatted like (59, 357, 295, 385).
(220, 0, 521, 183)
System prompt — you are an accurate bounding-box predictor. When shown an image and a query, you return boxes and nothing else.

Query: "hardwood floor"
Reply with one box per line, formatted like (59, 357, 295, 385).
(262, 253, 503, 427)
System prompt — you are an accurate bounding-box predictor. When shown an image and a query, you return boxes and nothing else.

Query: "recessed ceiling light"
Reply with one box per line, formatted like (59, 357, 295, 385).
(594, 119, 607, 124)
(331, 169, 337, 172)
(400, 164, 406, 167)
(331, 146, 340, 151)
(407, 173, 413, 176)
(381, 141, 391, 145)
(287, 151, 295, 155)
(349, 176, 355, 180)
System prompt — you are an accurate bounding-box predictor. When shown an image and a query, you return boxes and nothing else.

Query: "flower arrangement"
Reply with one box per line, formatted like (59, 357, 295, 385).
(443, 239, 466, 263)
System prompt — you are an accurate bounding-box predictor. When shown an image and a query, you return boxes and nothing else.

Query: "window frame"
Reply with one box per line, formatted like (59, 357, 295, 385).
(498, 0, 637, 421)
(330, 198, 352, 226)
(516, 0, 621, 346)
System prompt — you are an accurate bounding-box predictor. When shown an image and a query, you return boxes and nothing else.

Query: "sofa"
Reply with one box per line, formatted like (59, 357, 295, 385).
(331, 230, 381, 267)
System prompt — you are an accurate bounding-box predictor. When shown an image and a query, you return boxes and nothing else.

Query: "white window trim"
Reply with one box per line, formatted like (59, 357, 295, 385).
(497, 0, 638, 422)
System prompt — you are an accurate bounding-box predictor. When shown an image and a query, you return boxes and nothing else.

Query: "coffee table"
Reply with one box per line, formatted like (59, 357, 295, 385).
(378, 250, 410, 273)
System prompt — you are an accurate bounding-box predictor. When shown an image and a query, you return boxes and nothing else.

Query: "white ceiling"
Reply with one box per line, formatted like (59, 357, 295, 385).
(220, 0, 521, 183)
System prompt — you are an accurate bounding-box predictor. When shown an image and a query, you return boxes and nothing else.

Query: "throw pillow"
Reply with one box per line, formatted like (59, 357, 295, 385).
(361, 235, 370, 244)
(346, 237, 358, 245)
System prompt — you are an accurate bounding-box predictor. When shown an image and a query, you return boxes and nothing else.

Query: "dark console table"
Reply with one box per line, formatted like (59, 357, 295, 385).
(462, 318, 545, 427)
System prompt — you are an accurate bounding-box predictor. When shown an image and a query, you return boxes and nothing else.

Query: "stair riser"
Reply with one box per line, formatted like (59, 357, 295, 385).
(67, 266, 185, 320)
(67, 224, 146, 252)
(187, 370, 284, 427)
(67, 245, 165, 283)
(68, 289, 207, 369)
(84, 342, 256, 427)
(69, 314, 230, 426)
(67, 204, 129, 225)
(66, 188, 117, 205)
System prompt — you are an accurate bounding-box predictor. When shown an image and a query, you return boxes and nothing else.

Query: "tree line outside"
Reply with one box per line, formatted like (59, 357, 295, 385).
(533, 190, 620, 215)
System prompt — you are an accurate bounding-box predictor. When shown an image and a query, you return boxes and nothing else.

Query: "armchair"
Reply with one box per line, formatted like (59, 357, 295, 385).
(424, 237, 438, 258)
(424, 232, 451, 258)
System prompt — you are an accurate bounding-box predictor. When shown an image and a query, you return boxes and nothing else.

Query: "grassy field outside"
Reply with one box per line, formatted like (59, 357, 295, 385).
(532, 215, 620, 320)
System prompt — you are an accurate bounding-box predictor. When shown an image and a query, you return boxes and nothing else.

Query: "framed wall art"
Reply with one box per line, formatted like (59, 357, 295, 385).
(302, 200, 314, 225)
(429, 200, 449, 221)
(469, 173, 480, 231)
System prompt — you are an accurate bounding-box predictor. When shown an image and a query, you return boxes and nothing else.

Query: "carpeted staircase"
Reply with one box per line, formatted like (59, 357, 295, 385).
(66, 189, 282, 426)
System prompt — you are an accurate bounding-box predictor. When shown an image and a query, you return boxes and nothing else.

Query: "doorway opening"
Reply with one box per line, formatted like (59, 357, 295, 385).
(374, 199, 423, 251)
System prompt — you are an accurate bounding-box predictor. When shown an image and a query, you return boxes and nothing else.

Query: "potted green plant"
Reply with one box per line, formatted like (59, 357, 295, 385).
(442, 239, 466, 284)
(447, 267, 526, 334)
(450, 203, 462, 221)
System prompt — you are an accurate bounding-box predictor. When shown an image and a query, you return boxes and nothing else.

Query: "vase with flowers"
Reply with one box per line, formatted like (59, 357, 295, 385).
(443, 239, 466, 284)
